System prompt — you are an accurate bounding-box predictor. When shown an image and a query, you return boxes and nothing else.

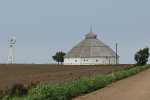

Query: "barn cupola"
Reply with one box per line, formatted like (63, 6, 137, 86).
(85, 26, 97, 39)
(85, 32, 97, 39)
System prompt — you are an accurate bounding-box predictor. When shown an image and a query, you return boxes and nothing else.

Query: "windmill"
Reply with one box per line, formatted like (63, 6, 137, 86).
(8, 36, 16, 64)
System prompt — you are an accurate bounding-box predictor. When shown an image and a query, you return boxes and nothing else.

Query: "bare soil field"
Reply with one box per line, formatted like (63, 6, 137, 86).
(0, 64, 130, 91)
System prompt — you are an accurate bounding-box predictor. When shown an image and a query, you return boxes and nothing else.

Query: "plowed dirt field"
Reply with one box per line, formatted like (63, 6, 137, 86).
(0, 64, 130, 91)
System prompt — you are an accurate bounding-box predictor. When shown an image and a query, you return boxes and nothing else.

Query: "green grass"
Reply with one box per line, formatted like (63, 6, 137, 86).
(3, 65, 150, 100)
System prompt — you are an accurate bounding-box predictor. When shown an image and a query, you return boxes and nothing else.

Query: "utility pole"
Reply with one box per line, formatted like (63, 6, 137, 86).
(116, 43, 118, 64)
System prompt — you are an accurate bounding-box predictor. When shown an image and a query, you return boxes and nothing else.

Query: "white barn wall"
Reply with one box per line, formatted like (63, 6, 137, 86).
(64, 57, 118, 65)
(64, 58, 81, 65)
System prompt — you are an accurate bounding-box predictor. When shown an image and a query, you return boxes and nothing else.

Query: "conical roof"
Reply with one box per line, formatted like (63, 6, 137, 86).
(65, 32, 117, 58)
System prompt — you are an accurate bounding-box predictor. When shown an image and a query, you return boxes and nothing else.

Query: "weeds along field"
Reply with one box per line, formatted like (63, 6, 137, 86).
(0, 64, 130, 91)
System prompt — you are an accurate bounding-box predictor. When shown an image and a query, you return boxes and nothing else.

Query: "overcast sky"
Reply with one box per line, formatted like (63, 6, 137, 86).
(0, 0, 150, 64)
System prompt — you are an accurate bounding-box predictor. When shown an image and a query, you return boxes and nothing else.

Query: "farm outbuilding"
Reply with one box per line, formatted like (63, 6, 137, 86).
(64, 30, 119, 65)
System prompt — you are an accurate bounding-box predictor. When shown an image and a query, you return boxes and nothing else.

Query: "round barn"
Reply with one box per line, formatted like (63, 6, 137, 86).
(64, 30, 119, 65)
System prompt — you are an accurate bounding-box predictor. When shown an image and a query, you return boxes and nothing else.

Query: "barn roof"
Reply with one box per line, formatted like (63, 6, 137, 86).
(65, 31, 118, 58)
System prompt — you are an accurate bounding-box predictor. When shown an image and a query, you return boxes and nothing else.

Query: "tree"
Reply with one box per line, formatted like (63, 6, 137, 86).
(134, 47, 149, 65)
(52, 51, 66, 64)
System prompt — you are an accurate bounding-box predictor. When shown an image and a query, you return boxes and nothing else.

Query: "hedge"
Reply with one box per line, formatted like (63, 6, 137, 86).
(4, 65, 150, 100)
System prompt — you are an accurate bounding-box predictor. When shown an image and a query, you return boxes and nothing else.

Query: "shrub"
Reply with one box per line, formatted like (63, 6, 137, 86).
(0, 90, 7, 99)
(7, 83, 28, 97)
(135, 47, 149, 66)
(52, 51, 66, 64)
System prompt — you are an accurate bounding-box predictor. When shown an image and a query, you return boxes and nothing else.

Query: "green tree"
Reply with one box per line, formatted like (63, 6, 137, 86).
(134, 47, 149, 65)
(52, 51, 66, 64)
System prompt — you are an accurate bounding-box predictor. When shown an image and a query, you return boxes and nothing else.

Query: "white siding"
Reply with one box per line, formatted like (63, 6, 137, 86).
(64, 57, 118, 65)
(64, 58, 81, 65)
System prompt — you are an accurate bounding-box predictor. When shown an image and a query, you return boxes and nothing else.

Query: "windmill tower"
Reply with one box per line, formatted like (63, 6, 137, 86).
(8, 36, 16, 64)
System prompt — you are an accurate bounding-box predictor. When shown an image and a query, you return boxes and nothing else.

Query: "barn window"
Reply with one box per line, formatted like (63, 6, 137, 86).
(96, 59, 98, 62)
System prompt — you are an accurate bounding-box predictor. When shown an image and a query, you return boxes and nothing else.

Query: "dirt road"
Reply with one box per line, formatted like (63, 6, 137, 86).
(74, 69, 150, 100)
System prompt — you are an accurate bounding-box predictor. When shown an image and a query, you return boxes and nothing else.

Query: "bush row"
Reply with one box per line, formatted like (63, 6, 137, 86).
(5, 65, 150, 100)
